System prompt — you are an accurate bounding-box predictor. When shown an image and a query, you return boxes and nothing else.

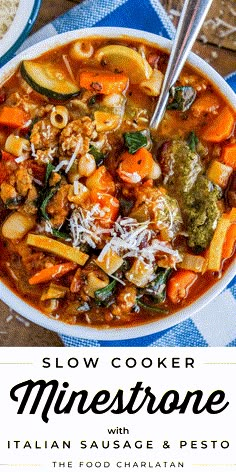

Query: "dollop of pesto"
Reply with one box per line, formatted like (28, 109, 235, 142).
(184, 176, 221, 252)
(163, 140, 202, 194)
(163, 140, 221, 252)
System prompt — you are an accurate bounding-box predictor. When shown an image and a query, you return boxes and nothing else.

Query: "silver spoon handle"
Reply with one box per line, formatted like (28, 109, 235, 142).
(149, 0, 213, 130)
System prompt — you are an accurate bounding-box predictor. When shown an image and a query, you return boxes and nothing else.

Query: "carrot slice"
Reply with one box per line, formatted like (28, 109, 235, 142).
(167, 269, 197, 304)
(86, 165, 115, 195)
(222, 224, 236, 260)
(221, 143, 236, 170)
(117, 148, 154, 183)
(90, 190, 119, 227)
(201, 106, 235, 142)
(79, 70, 129, 94)
(191, 92, 220, 117)
(0, 106, 28, 128)
(29, 262, 77, 285)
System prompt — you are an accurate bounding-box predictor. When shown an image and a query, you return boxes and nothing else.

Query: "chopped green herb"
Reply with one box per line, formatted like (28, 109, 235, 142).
(89, 145, 105, 166)
(124, 131, 147, 154)
(187, 131, 199, 152)
(167, 86, 196, 112)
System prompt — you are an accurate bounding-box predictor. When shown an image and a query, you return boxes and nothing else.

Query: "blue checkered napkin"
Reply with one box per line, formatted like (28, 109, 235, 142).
(19, 0, 236, 347)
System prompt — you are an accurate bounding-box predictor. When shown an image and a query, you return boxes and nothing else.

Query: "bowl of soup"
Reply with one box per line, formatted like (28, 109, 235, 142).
(0, 0, 41, 67)
(0, 27, 235, 340)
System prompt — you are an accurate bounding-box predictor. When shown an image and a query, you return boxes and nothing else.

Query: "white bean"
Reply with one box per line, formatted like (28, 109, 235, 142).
(78, 153, 96, 177)
(2, 212, 35, 240)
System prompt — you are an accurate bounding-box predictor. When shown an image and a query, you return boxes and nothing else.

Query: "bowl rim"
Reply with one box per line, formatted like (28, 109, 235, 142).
(0, 26, 236, 341)
(0, 0, 42, 67)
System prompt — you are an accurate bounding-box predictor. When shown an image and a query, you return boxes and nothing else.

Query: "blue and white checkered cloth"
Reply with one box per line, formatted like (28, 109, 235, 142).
(19, 0, 236, 347)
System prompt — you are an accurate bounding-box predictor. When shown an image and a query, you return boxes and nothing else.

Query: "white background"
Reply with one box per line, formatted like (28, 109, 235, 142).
(0, 347, 235, 471)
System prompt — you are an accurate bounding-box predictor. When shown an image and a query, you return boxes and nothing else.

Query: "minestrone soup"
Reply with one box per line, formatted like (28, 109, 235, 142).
(0, 36, 235, 327)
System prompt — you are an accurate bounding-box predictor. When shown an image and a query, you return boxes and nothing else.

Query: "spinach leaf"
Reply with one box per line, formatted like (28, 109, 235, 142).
(39, 163, 58, 221)
(187, 131, 199, 152)
(89, 145, 105, 166)
(52, 228, 70, 240)
(45, 162, 55, 185)
(137, 300, 168, 314)
(95, 280, 117, 305)
(40, 187, 58, 220)
(123, 131, 147, 154)
(167, 86, 196, 112)
(140, 268, 172, 304)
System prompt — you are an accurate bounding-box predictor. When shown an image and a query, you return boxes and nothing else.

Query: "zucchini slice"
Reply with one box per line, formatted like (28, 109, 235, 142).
(20, 60, 80, 100)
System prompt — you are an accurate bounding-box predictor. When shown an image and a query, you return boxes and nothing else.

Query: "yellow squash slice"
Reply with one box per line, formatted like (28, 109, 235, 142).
(95, 45, 152, 84)
(27, 234, 89, 266)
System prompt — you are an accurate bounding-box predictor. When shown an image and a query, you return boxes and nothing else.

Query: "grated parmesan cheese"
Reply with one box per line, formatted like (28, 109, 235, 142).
(69, 206, 110, 249)
(169, 8, 181, 17)
(30, 143, 37, 158)
(73, 180, 79, 195)
(204, 17, 236, 38)
(32, 177, 43, 186)
(119, 171, 142, 183)
(62, 54, 76, 82)
(69, 204, 181, 269)
(15, 314, 30, 327)
(98, 217, 181, 265)
(53, 159, 69, 172)
(15, 154, 29, 163)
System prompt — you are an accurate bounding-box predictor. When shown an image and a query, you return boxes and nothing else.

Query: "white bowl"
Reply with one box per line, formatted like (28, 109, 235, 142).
(0, 27, 235, 340)
(0, 0, 41, 66)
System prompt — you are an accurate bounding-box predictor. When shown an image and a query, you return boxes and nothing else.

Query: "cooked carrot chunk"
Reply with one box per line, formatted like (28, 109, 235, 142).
(117, 148, 154, 183)
(79, 70, 128, 94)
(29, 262, 77, 285)
(167, 269, 198, 304)
(201, 106, 235, 142)
(0, 106, 28, 128)
(221, 143, 236, 170)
